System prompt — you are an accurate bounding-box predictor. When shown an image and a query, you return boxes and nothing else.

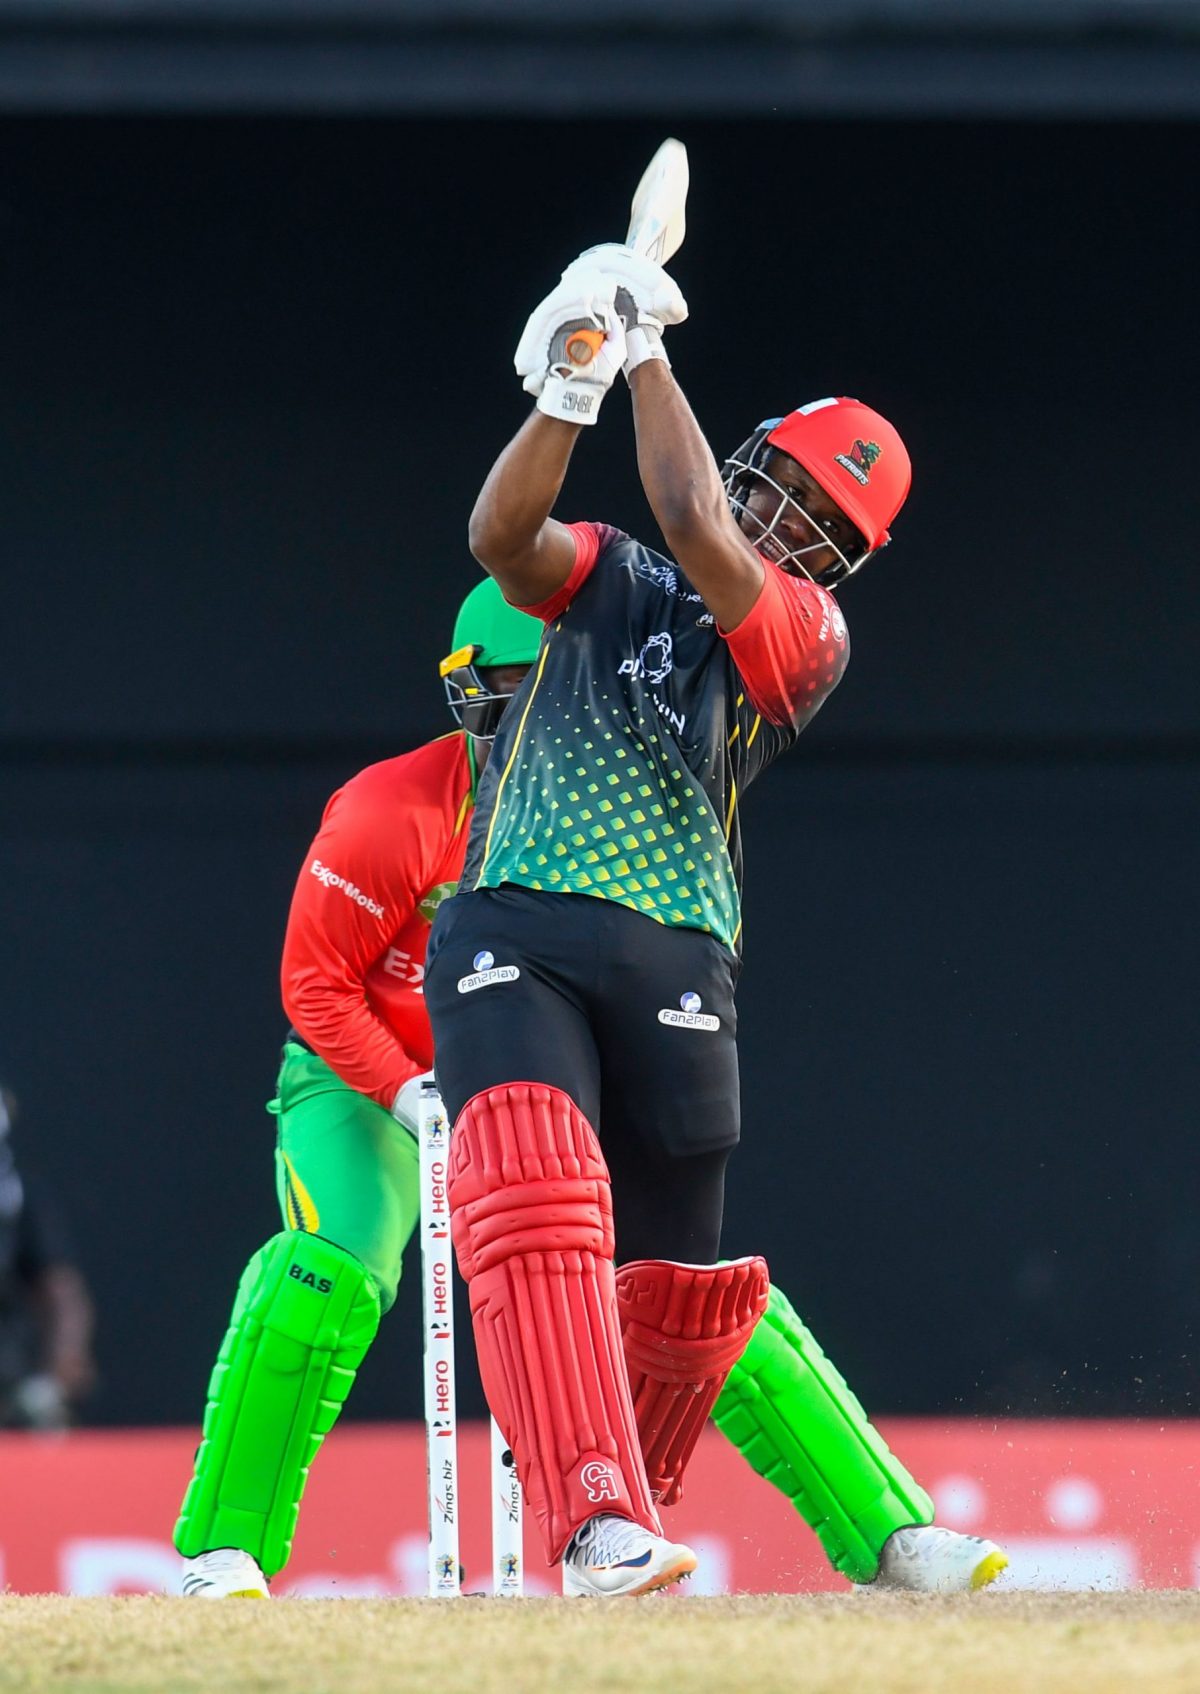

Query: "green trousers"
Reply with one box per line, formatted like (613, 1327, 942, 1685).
(176, 1044, 929, 1580)
(269, 1042, 419, 1314)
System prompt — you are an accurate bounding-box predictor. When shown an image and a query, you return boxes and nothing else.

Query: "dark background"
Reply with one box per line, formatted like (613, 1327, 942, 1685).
(2, 110, 1197, 1426)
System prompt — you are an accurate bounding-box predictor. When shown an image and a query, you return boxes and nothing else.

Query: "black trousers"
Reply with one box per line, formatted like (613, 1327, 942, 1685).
(425, 885, 741, 1264)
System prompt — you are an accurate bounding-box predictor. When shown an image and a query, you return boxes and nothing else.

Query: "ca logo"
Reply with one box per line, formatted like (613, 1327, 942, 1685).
(580, 1460, 620, 1503)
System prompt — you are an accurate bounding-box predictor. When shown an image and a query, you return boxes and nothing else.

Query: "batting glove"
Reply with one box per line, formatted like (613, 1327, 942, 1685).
(564, 242, 688, 376)
(392, 1070, 437, 1136)
(514, 271, 628, 426)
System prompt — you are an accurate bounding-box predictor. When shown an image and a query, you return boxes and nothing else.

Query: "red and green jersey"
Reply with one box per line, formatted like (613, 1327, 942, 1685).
(460, 523, 849, 953)
(279, 732, 473, 1109)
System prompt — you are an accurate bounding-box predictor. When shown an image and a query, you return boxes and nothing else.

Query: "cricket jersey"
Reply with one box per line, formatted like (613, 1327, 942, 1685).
(280, 732, 474, 1109)
(459, 522, 849, 954)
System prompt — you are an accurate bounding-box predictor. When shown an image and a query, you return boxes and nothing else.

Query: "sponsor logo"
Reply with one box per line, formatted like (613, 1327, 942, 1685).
(695, 612, 715, 629)
(833, 438, 882, 486)
(418, 881, 456, 923)
(657, 1006, 721, 1032)
(382, 947, 424, 986)
(653, 695, 686, 735)
(288, 1265, 334, 1294)
(431, 1350, 453, 1420)
(561, 391, 594, 415)
(435, 1453, 457, 1527)
(619, 631, 674, 684)
(457, 961, 521, 994)
(474, 950, 494, 971)
(580, 1460, 620, 1504)
(680, 991, 702, 1013)
(310, 858, 385, 919)
(632, 559, 681, 596)
(630, 558, 703, 603)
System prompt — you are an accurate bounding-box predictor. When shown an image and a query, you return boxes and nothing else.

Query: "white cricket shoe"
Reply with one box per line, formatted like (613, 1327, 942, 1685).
(873, 1525, 1008, 1594)
(561, 1513, 697, 1597)
(181, 1548, 270, 1598)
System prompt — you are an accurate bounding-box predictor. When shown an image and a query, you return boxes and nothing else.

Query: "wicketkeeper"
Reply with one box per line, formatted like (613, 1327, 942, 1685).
(175, 575, 1003, 1598)
(423, 246, 1008, 1595)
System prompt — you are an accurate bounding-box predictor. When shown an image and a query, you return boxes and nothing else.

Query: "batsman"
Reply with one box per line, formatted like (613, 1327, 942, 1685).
(422, 184, 1010, 1591)
(174, 572, 1003, 1598)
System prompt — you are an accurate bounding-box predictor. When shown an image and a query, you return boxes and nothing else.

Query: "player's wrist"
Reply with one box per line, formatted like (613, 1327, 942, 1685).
(623, 323, 669, 377)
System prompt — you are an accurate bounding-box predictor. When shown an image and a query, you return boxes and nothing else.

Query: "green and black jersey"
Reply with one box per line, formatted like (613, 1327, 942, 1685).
(460, 523, 849, 954)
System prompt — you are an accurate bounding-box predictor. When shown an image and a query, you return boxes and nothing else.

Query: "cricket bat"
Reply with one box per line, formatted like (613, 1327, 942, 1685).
(625, 137, 689, 263)
(563, 140, 690, 366)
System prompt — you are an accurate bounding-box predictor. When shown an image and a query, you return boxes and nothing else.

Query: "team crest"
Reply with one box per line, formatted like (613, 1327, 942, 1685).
(834, 439, 882, 486)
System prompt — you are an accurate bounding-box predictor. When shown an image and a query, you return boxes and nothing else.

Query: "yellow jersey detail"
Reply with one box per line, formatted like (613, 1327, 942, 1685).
(479, 635, 553, 875)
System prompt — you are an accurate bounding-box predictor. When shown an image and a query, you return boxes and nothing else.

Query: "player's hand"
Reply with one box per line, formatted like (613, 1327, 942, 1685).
(392, 1069, 437, 1136)
(514, 271, 627, 426)
(564, 243, 688, 375)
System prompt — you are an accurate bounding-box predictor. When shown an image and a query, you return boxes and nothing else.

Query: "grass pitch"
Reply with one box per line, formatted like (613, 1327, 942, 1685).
(1, 1593, 1198, 1694)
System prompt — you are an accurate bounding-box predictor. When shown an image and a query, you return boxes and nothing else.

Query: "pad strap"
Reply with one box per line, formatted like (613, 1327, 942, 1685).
(618, 1256, 769, 1506)
(450, 1083, 660, 1560)
(174, 1231, 380, 1576)
(712, 1280, 933, 1582)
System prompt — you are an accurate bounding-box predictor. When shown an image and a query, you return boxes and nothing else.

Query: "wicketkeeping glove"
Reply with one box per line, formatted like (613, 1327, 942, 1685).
(563, 242, 688, 376)
(392, 1070, 436, 1136)
(513, 270, 628, 426)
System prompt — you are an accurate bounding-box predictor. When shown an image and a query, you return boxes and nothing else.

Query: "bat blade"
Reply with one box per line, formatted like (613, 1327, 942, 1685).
(626, 138, 689, 264)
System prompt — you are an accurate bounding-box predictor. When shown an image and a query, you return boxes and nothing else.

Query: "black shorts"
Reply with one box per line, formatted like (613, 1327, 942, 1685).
(425, 886, 741, 1261)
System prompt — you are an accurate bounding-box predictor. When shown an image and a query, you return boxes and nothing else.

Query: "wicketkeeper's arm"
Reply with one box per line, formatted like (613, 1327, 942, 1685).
(281, 785, 428, 1112)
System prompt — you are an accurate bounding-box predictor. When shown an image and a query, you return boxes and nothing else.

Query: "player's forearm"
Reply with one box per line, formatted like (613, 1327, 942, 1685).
(628, 362, 763, 627)
(628, 362, 724, 525)
(285, 979, 422, 1109)
(468, 411, 583, 604)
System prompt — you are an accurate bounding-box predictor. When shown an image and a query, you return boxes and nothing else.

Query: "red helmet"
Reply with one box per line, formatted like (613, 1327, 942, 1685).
(722, 397, 911, 584)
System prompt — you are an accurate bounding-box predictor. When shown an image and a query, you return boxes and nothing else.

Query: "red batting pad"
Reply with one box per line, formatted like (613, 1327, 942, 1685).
(449, 1084, 661, 1561)
(618, 1255, 770, 1507)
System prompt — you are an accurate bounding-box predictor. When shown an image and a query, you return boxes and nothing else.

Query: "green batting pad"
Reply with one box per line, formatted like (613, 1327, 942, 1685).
(712, 1281, 933, 1583)
(174, 1231, 380, 1577)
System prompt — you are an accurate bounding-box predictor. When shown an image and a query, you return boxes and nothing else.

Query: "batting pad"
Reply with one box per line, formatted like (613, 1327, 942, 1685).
(712, 1280, 933, 1583)
(174, 1230, 380, 1577)
(449, 1083, 661, 1561)
(618, 1256, 770, 1507)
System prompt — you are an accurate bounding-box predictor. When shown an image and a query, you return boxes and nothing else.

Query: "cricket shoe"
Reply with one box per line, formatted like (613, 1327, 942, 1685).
(181, 1548, 270, 1598)
(872, 1526, 1008, 1594)
(561, 1513, 697, 1597)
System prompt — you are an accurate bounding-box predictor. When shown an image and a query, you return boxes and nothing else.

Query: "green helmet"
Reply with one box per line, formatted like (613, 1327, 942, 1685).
(440, 577, 542, 741)
(449, 577, 543, 668)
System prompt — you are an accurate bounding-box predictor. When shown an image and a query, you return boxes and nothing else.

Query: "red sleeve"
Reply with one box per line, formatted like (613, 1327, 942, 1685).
(516, 522, 622, 622)
(280, 775, 427, 1109)
(721, 565, 850, 727)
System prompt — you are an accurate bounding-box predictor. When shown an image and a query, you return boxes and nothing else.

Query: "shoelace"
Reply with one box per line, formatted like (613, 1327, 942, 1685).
(567, 1514, 650, 1569)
